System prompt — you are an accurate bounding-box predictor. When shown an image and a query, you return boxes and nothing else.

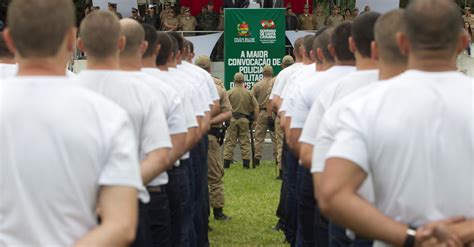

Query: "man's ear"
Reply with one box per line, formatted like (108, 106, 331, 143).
(348, 36, 356, 53)
(317, 48, 325, 62)
(310, 49, 316, 61)
(117, 36, 126, 52)
(371, 41, 379, 61)
(396, 31, 409, 56)
(154, 44, 161, 56)
(140, 41, 149, 56)
(66, 27, 77, 53)
(456, 29, 469, 55)
(76, 37, 85, 52)
(328, 43, 336, 58)
(3, 28, 17, 56)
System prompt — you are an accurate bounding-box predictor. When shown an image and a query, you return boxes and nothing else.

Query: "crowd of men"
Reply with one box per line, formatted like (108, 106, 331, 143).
(0, 0, 474, 246)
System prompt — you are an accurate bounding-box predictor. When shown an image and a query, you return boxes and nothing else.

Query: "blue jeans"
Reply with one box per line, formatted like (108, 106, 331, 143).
(166, 160, 191, 247)
(148, 188, 171, 247)
(283, 143, 298, 247)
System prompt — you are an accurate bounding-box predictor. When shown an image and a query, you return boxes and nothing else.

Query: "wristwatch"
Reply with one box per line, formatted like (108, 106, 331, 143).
(404, 225, 417, 247)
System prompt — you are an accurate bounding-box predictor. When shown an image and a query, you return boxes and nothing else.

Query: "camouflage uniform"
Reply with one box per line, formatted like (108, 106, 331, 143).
(223, 73, 258, 168)
(251, 66, 276, 164)
(198, 10, 219, 31)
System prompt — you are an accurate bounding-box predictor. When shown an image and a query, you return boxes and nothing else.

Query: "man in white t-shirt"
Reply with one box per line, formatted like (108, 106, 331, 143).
(76, 11, 172, 247)
(318, 0, 474, 246)
(0, 0, 141, 246)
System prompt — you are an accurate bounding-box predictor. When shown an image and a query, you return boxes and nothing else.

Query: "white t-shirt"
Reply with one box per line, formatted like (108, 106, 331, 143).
(177, 62, 214, 107)
(180, 61, 219, 102)
(0, 63, 76, 79)
(289, 66, 355, 129)
(327, 70, 474, 234)
(270, 62, 304, 100)
(0, 76, 142, 246)
(76, 70, 172, 195)
(300, 70, 379, 145)
(169, 67, 209, 116)
(279, 63, 316, 115)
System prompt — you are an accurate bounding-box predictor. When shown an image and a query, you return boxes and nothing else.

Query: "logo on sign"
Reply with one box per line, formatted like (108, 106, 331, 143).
(235, 21, 256, 43)
(259, 19, 277, 44)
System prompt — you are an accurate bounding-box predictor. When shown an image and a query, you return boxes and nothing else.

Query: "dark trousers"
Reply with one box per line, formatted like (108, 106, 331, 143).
(185, 155, 197, 246)
(166, 159, 192, 247)
(329, 224, 373, 247)
(276, 143, 288, 225)
(200, 135, 210, 246)
(148, 188, 171, 247)
(131, 201, 153, 247)
(296, 166, 329, 247)
(283, 143, 298, 246)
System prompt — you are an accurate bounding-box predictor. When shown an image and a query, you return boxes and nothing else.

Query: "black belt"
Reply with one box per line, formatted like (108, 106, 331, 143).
(208, 127, 221, 138)
(147, 185, 164, 193)
(260, 108, 267, 111)
(232, 112, 249, 119)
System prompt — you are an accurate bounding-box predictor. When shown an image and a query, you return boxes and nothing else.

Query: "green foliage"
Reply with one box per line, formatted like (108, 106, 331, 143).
(209, 161, 288, 246)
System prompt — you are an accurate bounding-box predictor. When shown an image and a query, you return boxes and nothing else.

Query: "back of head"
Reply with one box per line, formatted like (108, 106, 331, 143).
(404, 0, 463, 52)
(351, 12, 381, 58)
(313, 27, 334, 63)
(120, 19, 145, 57)
(234, 72, 245, 83)
(293, 37, 304, 59)
(331, 22, 355, 61)
(262, 64, 273, 77)
(168, 32, 184, 52)
(281, 55, 294, 68)
(374, 10, 407, 65)
(303, 34, 316, 59)
(195, 55, 211, 70)
(7, 0, 75, 58)
(156, 32, 174, 66)
(142, 24, 158, 58)
(80, 11, 120, 59)
(0, 32, 14, 59)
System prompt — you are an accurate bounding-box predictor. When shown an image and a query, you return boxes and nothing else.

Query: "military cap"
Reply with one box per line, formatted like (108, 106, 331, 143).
(108, 2, 117, 7)
(262, 65, 273, 74)
(132, 7, 138, 12)
(304, 4, 310, 9)
(282, 55, 294, 67)
(195, 55, 211, 69)
(234, 72, 245, 82)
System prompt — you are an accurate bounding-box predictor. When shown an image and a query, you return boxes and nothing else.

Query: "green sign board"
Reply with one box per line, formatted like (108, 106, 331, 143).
(224, 8, 286, 90)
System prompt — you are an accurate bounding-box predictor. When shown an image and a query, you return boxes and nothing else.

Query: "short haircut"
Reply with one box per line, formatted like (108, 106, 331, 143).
(331, 22, 355, 61)
(374, 10, 407, 64)
(120, 19, 145, 57)
(168, 32, 184, 52)
(351, 12, 381, 58)
(156, 33, 173, 66)
(188, 40, 194, 53)
(142, 24, 158, 58)
(79, 11, 120, 59)
(0, 32, 14, 59)
(303, 34, 315, 58)
(293, 37, 304, 57)
(313, 27, 334, 63)
(7, 0, 75, 58)
(404, 0, 463, 51)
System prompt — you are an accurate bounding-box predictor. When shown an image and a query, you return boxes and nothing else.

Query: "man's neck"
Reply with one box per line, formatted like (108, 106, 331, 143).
(119, 54, 142, 71)
(355, 56, 378, 71)
(158, 65, 168, 71)
(0, 58, 15, 64)
(378, 61, 406, 80)
(16, 57, 66, 76)
(234, 83, 244, 87)
(408, 51, 457, 72)
(86, 56, 120, 70)
(142, 56, 157, 69)
(319, 61, 334, 71)
(335, 59, 356, 67)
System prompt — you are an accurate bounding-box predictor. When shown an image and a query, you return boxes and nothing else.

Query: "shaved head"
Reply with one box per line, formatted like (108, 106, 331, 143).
(0, 32, 14, 59)
(332, 22, 355, 62)
(313, 27, 334, 63)
(351, 12, 381, 58)
(404, 0, 463, 51)
(79, 11, 120, 59)
(120, 18, 145, 57)
(374, 10, 406, 64)
(303, 34, 316, 59)
(293, 37, 304, 59)
(7, 0, 75, 58)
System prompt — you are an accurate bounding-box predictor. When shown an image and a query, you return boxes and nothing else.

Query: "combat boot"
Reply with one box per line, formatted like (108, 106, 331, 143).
(224, 159, 232, 169)
(254, 159, 260, 167)
(213, 207, 231, 221)
(243, 159, 250, 169)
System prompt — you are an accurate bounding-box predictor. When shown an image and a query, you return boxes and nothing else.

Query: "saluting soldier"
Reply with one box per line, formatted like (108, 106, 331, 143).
(326, 5, 344, 27)
(251, 65, 276, 167)
(299, 4, 315, 30)
(223, 73, 259, 169)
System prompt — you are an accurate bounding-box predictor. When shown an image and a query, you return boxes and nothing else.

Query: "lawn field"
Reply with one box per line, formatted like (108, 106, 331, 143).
(208, 161, 289, 246)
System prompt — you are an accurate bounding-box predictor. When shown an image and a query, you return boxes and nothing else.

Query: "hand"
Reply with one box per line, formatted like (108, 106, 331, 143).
(415, 217, 465, 247)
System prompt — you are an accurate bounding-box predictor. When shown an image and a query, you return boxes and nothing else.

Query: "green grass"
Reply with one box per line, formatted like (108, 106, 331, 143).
(209, 161, 289, 246)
